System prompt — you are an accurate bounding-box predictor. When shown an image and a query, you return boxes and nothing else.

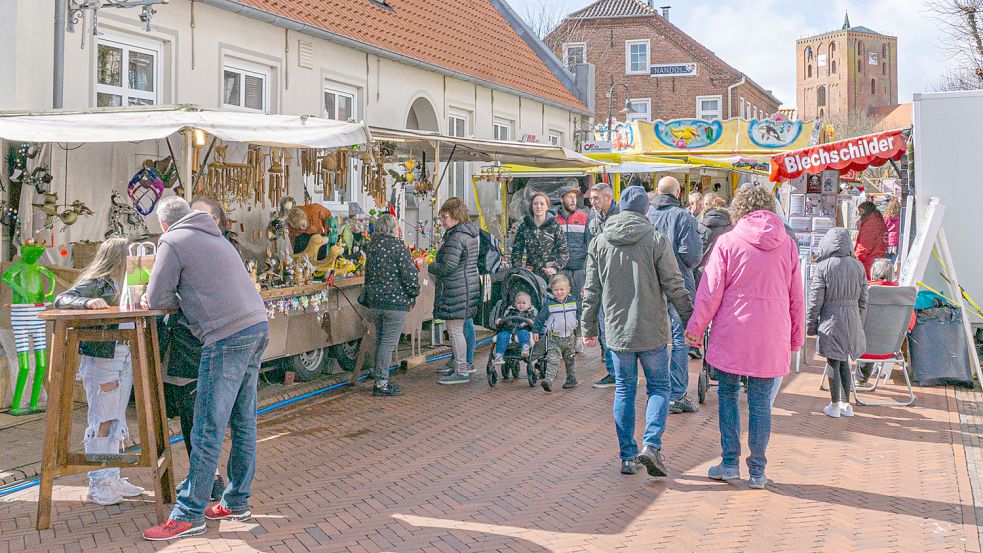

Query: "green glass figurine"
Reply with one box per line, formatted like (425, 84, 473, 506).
(1, 240, 55, 415)
(326, 215, 341, 247)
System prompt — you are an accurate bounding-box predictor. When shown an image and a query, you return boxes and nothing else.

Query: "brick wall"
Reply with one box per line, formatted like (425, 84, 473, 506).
(796, 31, 898, 121)
(547, 16, 780, 122)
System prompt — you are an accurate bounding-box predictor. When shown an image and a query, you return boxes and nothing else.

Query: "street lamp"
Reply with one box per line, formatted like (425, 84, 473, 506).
(606, 83, 636, 142)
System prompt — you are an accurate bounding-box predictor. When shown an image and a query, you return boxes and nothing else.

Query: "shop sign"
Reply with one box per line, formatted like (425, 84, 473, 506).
(748, 117, 803, 149)
(582, 140, 612, 153)
(769, 129, 907, 182)
(653, 119, 722, 149)
(650, 63, 698, 78)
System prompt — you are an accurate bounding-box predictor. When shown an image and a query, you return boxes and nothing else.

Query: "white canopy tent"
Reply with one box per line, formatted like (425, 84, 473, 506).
(368, 127, 604, 169)
(0, 107, 371, 150)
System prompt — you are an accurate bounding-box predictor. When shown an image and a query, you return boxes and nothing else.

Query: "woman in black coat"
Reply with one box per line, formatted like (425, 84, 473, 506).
(429, 197, 480, 385)
(359, 214, 420, 397)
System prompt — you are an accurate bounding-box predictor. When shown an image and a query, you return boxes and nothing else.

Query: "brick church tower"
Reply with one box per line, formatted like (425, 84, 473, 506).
(795, 12, 898, 122)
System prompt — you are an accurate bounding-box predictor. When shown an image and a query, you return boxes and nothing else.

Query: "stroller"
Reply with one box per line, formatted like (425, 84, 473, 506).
(484, 268, 550, 387)
(698, 325, 748, 403)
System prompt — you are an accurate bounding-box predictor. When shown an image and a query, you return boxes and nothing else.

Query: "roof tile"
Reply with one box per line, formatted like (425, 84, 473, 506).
(570, 0, 657, 19)
(229, 0, 586, 112)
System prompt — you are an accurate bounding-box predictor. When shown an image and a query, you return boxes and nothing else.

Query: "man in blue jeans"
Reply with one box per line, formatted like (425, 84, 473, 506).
(142, 197, 269, 541)
(648, 176, 702, 413)
(585, 183, 619, 388)
(582, 187, 693, 476)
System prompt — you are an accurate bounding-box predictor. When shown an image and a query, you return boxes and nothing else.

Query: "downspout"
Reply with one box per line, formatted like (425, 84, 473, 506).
(726, 75, 745, 119)
(195, 0, 590, 116)
(53, 0, 66, 109)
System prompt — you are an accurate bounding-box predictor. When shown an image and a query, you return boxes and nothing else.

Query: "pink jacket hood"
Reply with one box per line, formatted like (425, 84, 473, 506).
(732, 210, 789, 251)
(685, 210, 805, 379)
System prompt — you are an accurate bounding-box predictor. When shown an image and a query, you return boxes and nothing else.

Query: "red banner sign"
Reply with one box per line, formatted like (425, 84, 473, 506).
(769, 129, 906, 182)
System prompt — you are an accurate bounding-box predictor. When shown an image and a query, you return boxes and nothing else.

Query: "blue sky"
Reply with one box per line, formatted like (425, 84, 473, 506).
(506, 0, 950, 108)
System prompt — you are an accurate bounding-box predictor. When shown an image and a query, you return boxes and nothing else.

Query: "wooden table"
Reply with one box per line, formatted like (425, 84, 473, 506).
(35, 308, 175, 530)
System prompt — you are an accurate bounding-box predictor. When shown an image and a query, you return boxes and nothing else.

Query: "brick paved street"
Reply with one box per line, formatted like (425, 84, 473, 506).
(1, 345, 980, 552)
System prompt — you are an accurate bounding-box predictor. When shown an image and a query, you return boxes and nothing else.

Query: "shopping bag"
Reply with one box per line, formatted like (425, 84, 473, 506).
(126, 242, 156, 286)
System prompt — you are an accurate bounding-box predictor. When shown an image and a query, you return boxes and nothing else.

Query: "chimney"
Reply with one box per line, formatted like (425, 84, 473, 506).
(660, 5, 671, 18)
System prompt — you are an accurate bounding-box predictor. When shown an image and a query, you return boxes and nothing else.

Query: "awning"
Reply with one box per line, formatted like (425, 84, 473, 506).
(602, 161, 694, 173)
(769, 128, 907, 182)
(0, 106, 370, 149)
(369, 126, 604, 168)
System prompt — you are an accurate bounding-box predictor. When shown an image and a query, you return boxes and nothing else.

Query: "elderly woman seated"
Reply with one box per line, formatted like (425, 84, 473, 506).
(857, 258, 912, 383)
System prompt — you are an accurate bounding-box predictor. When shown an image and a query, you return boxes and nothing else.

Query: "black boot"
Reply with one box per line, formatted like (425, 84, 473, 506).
(635, 445, 668, 477)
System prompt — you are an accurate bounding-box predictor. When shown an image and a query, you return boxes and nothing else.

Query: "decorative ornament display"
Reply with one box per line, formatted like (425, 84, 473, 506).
(127, 167, 165, 216)
(263, 289, 332, 319)
(145, 157, 178, 188)
(32, 193, 60, 229)
(0, 202, 19, 233)
(106, 191, 149, 239)
(56, 199, 94, 229)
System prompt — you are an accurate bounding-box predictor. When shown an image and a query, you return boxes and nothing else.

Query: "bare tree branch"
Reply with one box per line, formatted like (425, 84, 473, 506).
(928, 0, 983, 90)
(513, 0, 568, 39)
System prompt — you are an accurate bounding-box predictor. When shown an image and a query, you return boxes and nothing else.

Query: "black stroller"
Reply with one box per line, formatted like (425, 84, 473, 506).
(485, 268, 550, 387)
(697, 325, 747, 403)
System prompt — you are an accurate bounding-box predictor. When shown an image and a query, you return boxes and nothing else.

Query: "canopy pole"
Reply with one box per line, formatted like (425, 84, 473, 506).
(182, 129, 195, 201)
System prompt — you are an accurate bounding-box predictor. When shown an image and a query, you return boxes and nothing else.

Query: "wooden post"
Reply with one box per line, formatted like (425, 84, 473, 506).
(182, 128, 195, 201)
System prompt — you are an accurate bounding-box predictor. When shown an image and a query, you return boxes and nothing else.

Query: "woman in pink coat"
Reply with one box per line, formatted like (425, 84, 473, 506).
(685, 185, 804, 489)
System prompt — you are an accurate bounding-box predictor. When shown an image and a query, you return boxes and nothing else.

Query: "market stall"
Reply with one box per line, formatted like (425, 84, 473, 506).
(0, 106, 409, 403)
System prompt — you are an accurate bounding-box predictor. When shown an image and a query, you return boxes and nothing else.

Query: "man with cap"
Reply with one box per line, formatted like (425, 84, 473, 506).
(582, 186, 693, 477)
(555, 185, 589, 350)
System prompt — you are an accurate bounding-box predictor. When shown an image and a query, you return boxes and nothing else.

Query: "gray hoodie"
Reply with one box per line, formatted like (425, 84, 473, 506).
(146, 211, 267, 346)
(806, 227, 869, 360)
(582, 211, 693, 353)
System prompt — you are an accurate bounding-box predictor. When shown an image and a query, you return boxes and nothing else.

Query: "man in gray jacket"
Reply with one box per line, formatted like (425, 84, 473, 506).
(142, 197, 269, 541)
(582, 186, 693, 478)
(648, 176, 702, 414)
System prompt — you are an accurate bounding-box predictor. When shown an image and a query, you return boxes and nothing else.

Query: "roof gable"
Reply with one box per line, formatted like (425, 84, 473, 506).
(223, 0, 587, 112)
(570, 0, 657, 19)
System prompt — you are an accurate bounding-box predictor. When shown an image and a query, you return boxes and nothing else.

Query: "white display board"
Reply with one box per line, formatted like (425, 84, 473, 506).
(913, 90, 983, 323)
(899, 198, 945, 287)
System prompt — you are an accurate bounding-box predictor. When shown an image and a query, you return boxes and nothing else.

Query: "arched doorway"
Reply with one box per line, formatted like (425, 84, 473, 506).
(406, 96, 439, 132)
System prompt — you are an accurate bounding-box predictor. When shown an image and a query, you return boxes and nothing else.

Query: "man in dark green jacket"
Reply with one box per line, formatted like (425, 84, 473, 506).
(582, 186, 693, 478)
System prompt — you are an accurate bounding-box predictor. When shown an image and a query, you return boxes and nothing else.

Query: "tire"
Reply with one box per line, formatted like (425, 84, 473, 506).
(511, 363, 520, 379)
(487, 363, 497, 387)
(698, 369, 708, 404)
(290, 348, 326, 382)
(527, 361, 538, 387)
(328, 339, 361, 371)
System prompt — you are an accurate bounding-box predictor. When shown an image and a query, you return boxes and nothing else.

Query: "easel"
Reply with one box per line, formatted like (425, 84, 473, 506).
(900, 198, 983, 385)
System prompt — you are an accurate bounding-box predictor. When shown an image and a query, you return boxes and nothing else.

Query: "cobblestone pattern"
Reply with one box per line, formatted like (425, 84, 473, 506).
(0, 347, 979, 552)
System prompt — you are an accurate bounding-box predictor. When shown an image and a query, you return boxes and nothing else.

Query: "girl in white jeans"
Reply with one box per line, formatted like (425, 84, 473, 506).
(54, 238, 144, 505)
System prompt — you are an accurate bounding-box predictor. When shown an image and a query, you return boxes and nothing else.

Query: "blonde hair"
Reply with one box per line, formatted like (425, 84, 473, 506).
(439, 197, 469, 225)
(730, 185, 775, 221)
(884, 197, 901, 218)
(514, 291, 532, 305)
(74, 238, 129, 302)
(286, 207, 310, 230)
(549, 274, 571, 290)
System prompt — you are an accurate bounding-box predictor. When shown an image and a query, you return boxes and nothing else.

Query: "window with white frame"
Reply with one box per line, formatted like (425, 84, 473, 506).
(223, 60, 270, 112)
(625, 40, 650, 75)
(563, 43, 586, 69)
(324, 82, 357, 121)
(627, 98, 651, 122)
(696, 95, 722, 121)
(548, 131, 562, 146)
(96, 34, 161, 107)
(448, 113, 475, 211)
(739, 97, 746, 119)
(494, 119, 512, 141)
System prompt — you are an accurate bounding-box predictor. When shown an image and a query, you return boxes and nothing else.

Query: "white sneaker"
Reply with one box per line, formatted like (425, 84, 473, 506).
(109, 477, 145, 497)
(86, 479, 123, 506)
(839, 403, 855, 417)
(823, 403, 841, 418)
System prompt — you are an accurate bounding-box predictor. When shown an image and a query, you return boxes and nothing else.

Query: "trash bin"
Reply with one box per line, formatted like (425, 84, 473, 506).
(908, 296, 975, 388)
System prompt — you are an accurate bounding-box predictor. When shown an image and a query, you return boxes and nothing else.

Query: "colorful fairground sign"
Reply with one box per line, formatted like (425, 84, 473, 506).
(592, 114, 816, 156)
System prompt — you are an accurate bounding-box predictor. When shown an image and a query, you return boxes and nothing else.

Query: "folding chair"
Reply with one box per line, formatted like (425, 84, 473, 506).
(818, 285, 917, 406)
(852, 285, 917, 407)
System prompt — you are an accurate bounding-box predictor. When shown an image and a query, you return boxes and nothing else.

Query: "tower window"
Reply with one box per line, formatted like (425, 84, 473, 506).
(818, 86, 826, 107)
(870, 79, 876, 95)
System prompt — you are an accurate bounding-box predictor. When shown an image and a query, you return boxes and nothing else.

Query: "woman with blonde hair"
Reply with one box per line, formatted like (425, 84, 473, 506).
(883, 197, 901, 261)
(685, 185, 804, 489)
(430, 197, 481, 385)
(54, 238, 146, 505)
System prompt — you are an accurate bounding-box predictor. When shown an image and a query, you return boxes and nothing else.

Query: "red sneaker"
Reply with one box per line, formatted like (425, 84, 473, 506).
(143, 518, 206, 541)
(204, 503, 252, 522)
